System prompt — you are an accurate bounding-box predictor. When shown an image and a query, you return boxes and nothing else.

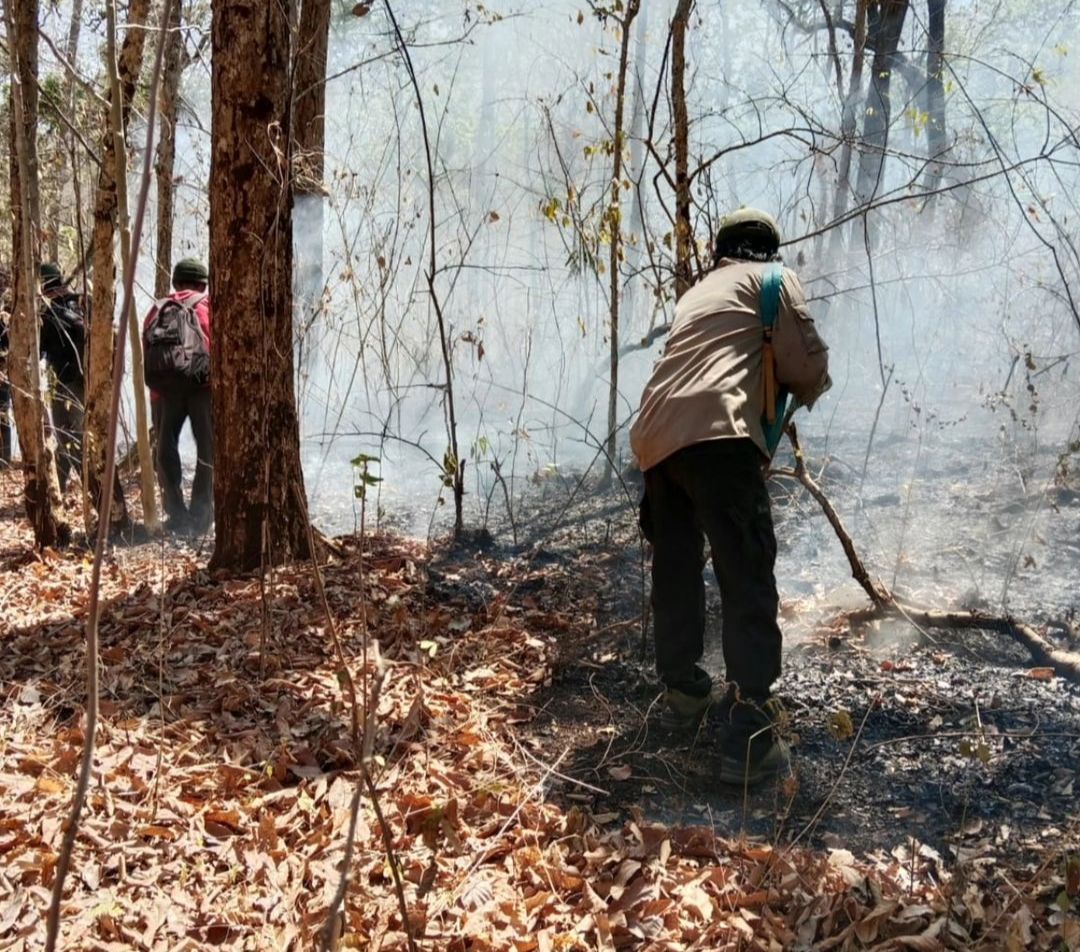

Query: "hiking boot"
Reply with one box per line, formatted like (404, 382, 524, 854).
(717, 736, 791, 786)
(661, 687, 713, 732)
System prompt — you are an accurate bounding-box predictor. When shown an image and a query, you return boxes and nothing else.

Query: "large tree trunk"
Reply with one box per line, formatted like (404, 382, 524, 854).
(922, 0, 948, 192)
(671, 0, 694, 302)
(83, 0, 152, 534)
(210, 0, 311, 571)
(603, 0, 642, 485)
(293, 0, 331, 393)
(154, 0, 184, 299)
(5, 0, 70, 548)
(853, 0, 910, 208)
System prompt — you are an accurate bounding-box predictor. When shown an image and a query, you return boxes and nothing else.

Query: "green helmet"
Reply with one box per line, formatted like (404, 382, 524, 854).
(715, 207, 781, 252)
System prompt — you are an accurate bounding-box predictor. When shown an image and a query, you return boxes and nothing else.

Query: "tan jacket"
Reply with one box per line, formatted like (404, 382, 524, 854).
(630, 259, 830, 471)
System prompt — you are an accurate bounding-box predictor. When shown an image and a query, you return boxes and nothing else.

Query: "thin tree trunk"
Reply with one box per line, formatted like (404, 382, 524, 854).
(603, 0, 642, 485)
(84, 0, 152, 534)
(154, 0, 184, 298)
(622, 2, 649, 339)
(5, 0, 70, 548)
(293, 0, 331, 391)
(110, 4, 160, 534)
(210, 0, 311, 571)
(922, 0, 947, 192)
(671, 0, 693, 302)
(853, 0, 910, 208)
(828, 0, 868, 258)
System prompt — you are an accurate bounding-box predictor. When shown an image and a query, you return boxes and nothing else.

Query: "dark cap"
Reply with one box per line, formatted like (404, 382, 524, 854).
(40, 262, 65, 292)
(172, 258, 209, 287)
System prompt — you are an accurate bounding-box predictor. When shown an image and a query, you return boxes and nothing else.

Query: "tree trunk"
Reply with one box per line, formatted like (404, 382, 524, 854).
(84, 0, 152, 534)
(111, 0, 160, 534)
(922, 0, 947, 192)
(293, 0, 331, 393)
(209, 0, 311, 571)
(154, 0, 184, 299)
(622, 1, 650, 338)
(671, 0, 694, 302)
(5, 0, 70, 548)
(828, 0, 868, 258)
(853, 0, 910, 209)
(603, 0, 642, 485)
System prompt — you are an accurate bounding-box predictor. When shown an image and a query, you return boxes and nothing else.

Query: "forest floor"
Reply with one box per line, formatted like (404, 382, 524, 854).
(0, 467, 1079, 951)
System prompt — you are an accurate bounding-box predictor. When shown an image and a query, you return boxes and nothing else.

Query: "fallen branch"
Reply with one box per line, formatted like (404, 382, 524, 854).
(775, 424, 1080, 684)
(890, 605, 1080, 682)
(772, 426, 891, 609)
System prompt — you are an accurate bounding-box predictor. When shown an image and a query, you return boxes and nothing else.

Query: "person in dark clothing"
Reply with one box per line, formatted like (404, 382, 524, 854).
(144, 258, 214, 533)
(630, 208, 831, 785)
(39, 262, 87, 491)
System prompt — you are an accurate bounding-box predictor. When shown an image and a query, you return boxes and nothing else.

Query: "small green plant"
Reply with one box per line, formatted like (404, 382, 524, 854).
(350, 452, 381, 500)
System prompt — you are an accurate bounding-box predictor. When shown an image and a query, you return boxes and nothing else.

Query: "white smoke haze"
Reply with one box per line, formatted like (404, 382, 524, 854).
(46, 0, 1079, 622)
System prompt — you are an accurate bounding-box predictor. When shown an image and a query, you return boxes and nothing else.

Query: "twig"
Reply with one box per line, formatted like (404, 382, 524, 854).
(312, 476, 414, 951)
(432, 748, 570, 917)
(298, 483, 361, 751)
(44, 3, 171, 948)
(383, 0, 464, 537)
(775, 424, 891, 608)
(789, 692, 881, 848)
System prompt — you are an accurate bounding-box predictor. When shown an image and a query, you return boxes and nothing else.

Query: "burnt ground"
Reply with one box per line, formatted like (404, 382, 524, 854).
(427, 462, 1080, 874)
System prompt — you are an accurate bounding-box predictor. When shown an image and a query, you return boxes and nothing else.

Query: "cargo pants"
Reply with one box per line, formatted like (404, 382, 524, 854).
(640, 438, 783, 723)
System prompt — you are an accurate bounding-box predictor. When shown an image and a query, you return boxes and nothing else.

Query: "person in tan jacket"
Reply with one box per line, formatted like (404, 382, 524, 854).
(630, 208, 830, 784)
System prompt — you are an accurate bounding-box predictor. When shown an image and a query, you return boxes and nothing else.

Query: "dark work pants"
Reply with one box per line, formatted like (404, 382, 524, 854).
(156, 388, 214, 524)
(51, 377, 85, 491)
(640, 439, 782, 706)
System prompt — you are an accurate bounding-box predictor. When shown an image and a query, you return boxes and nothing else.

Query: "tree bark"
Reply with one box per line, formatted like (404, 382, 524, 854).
(112, 0, 160, 533)
(5, 0, 70, 548)
(671, 0, 693, 302)
(603, 0, 642, 485)
(853, 0, 910, 209)
(84, 0, 152, 534)
(210, 0, 311, 571)
(293, 0, 331, 386)
(828, 0, 868, 258)
(622, 2, 650, 338)
(922, 0, 948, 192)
(154, 0, 185, 299)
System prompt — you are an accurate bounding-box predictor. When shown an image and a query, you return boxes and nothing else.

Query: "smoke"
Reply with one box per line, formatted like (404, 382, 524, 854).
(96, 0, 1080, 616)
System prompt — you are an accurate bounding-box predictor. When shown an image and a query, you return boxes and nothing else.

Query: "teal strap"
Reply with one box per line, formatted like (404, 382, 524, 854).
(760, 264, 783, 330)
(759, 264, 788, 457)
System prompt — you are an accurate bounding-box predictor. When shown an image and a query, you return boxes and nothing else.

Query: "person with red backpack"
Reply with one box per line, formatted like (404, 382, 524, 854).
(143, 258, 213, 533)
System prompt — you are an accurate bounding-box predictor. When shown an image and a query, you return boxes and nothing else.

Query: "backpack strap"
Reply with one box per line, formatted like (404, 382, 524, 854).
(759, 264, 783, 332)
(759, 264, 788, 452)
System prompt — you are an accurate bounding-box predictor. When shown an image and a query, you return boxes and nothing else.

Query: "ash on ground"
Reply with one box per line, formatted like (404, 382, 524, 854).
(426, 448, 1080, 868)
